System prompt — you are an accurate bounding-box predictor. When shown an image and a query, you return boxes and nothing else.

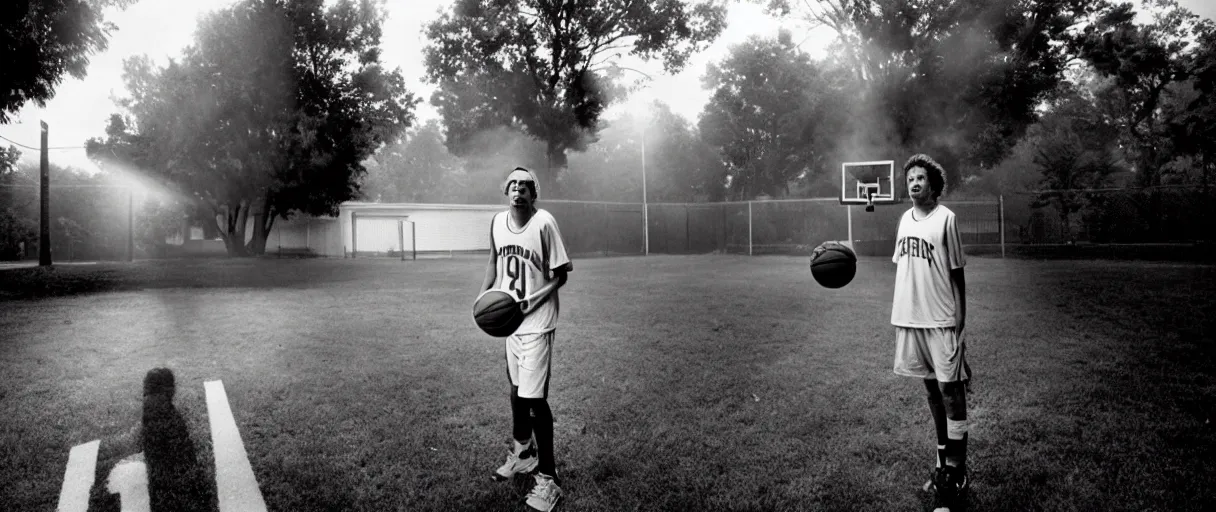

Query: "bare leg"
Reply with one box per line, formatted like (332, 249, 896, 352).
(924, 379, 949, 468)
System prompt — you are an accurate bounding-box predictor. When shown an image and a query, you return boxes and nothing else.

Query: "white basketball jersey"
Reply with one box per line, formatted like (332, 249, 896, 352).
(890, 205, 966, 328)
(490, 209, 572, 335)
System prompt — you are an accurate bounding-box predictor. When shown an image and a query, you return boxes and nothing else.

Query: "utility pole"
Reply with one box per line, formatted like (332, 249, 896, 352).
(39, 120, 51, 266)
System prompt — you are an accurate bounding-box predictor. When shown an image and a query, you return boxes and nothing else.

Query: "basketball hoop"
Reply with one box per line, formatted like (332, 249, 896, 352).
(840, 160, 897, 254)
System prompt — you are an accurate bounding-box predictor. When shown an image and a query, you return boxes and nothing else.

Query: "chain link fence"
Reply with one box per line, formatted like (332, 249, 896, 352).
(1002, 187, 1216, 244)
(11, 185, 1209, 262)
(539, 197, 1004, 258)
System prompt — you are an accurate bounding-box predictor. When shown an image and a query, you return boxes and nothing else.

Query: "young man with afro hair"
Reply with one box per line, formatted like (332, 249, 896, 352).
(890, 154, 971, 512)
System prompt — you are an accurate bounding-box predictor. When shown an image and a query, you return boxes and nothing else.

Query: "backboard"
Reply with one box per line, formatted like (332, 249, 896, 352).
(840, 160, 899, 211)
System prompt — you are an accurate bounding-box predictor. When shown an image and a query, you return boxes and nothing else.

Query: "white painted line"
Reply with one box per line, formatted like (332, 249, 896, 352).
(56, 439, 99, 512)
(204, 380, 268, 512)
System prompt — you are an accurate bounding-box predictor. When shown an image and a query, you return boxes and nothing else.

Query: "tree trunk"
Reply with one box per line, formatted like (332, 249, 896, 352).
(245, 194, 275, 256)
(217, 201, 250, 257)
(1059, 207, 1072, 244)
(247, 212, 268, 255)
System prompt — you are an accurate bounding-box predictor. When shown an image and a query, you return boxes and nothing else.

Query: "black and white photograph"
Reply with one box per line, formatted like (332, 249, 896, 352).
(2, 1, 1214, 511)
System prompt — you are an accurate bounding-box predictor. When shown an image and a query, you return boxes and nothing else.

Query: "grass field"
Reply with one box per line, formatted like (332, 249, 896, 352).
(2, 254, 1214, 511)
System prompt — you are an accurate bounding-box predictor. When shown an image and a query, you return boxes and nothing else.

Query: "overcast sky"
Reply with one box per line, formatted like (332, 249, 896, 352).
(1, 0, 1212, 172)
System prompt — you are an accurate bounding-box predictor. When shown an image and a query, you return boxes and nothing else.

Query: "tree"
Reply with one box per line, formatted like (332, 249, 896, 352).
(0, 145, 18, 175)
(0, 145, 31, 260)
(1029, 86, 1123, 240)
(423, 0, 728, 197)
(698, 31, 835, 200)
(1166, 18, 1216, 192)
(88, 0, 417, 256)
(563, 101, 726, 203)
(1, 0, 135, 123)
(455, 126, 551, 204)
(1069, 0, 1207, 239)
(132, 195, 192, 256)
(758, 0, 1105, 185)
(646, 102, 727, 202)
(560, 112, 645, 203)
(0, 160, 137, 260)
(1072, 0, 1203, 187)
(362, 119, 468, 203)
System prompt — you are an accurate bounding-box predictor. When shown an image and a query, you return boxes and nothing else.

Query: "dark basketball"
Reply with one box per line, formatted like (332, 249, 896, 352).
(473, 290, 525, 337)
(810, 241, 857, 289)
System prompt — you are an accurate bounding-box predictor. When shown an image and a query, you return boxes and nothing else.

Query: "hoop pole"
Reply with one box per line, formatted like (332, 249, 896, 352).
(398, 220, 405, 261)
(847, 204, 853, 250)
(642, 203, 649, 255)
(351, 211, 357, 258)
(411, 221, 416, 260)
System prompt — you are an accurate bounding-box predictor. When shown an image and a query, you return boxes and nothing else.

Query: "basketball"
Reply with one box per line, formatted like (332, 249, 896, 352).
(473, 289, 525, 337)
(810, 241, 857, 289)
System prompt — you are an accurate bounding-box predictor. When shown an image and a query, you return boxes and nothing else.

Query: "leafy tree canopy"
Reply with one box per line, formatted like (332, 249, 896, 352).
(699, 30, 841, 200)
(757, 0, 1106, 185)
(1072, 0, 1206, 186)
(1, 0, 136, 123)
(423, 0, 728, 197)
(566, 101, 726, 203)
(362, 119, 467, 204)
(87, 0, 417, 256)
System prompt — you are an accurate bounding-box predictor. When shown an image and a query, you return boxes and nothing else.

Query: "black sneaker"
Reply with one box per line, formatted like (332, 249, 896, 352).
(929, 466, 969, 512)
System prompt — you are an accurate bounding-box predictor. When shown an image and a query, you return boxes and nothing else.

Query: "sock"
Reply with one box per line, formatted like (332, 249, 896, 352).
(946, 432, 968, 472)
(510, 388, 531, 452)
(527, 397, 556, 478)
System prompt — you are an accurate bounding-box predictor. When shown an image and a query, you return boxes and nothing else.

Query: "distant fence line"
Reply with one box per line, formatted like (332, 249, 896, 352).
(539, 197, 1005, 258)
(7, 186, 1212, 262)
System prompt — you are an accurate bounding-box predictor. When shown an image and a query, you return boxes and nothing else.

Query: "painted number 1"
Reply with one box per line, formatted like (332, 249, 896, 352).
(505, 256, 527, 299)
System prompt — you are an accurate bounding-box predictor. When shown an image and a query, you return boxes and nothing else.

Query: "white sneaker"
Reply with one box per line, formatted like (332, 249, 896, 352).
(525, 473, 561, 511)
(492, 440, 537, 481)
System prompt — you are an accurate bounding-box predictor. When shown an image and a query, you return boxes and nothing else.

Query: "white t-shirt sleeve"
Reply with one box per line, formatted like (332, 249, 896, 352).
(542, 212, 572, 273)
(944, 211, 966, 270)
(892, 209, 908, 264)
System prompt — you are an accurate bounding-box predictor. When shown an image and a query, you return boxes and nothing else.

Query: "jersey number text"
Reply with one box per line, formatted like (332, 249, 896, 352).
(505, 256, 527, 299)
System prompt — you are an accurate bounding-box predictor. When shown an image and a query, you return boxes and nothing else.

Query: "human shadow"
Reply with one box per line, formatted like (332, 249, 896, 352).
(139, 367, 216, 512)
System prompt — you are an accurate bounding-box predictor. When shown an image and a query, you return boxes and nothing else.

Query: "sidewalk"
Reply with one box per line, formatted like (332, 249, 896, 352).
(0, 261, 99, 270)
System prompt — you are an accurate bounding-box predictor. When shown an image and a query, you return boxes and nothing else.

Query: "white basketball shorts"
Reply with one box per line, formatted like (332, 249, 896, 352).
(893, 326, 970, 383)
(505, 331, 554, 399)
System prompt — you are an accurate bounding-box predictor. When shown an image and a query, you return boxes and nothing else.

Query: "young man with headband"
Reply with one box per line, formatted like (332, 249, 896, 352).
(481, 166, 573, 511)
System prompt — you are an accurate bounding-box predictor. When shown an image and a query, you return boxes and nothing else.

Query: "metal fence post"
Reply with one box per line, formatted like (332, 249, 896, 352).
(748, 201, 753, 256)
(685, 204, 690, 253)
(999, 195, 1005, 259)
